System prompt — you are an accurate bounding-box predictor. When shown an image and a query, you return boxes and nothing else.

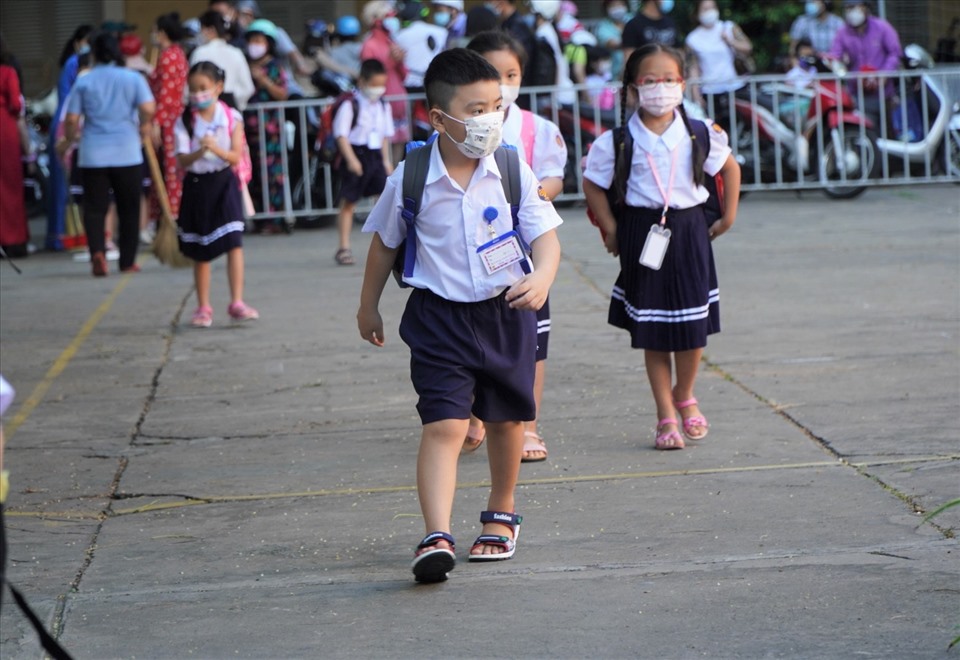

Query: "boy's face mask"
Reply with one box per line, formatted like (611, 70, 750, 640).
(440, 110, 504, 159)
(362, 85, 386, 101)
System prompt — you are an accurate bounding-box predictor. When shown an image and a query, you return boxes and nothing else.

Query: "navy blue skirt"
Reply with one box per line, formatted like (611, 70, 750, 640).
(609, 205, 720, 352)
(177, 167, 244, 262)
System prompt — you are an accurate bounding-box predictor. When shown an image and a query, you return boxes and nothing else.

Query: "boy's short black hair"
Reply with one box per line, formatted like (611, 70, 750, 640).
(359, 58, 386, 80)
(423, 48, 501, 111)
(794, 37, 814, 57)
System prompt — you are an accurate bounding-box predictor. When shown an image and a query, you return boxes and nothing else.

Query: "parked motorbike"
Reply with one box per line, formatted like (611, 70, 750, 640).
(872, 44, 959, 180)
(732, 54, 878, 199)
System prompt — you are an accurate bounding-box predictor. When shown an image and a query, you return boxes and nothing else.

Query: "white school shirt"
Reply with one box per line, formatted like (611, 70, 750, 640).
(685, 22, 744, 95)
(362, 139, 563, 302)
(332, 91, 396, 149)
(501, 107, 567, 181)
(584, 110, 731, 210)
(174, 102, 240, 174)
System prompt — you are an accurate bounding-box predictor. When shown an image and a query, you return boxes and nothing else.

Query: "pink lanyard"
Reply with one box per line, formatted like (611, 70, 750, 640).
(646, 148, 679, 226)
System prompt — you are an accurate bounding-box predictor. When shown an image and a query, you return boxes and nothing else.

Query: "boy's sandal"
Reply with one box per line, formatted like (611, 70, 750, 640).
(674, 398, 709, 440)
(334, 248, 355, 265)
(655, 418, 685, 450)
(468, 511, 522, 562)
(461, 426, 486, 454)
(520, 431, 548, 463)
(411, 531, 456, 583)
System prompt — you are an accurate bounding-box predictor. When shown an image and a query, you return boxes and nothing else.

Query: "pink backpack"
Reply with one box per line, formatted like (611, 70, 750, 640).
(222, 102, 253, 186)
(519, 109, 536, 168)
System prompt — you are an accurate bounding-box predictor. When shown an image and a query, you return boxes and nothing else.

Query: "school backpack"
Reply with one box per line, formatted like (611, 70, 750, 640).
(392, 138, 525, 287)
(585, 118, 725, 240)
(316, 91, 388, 163)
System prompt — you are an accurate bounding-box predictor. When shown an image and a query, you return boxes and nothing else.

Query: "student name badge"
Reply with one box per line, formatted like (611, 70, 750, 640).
(639, 224, 671, 270)
(477, 230, 526, 275)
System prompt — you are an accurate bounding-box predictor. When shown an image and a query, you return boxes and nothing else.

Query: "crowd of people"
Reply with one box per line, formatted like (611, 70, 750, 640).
(0, 0, 912, 266)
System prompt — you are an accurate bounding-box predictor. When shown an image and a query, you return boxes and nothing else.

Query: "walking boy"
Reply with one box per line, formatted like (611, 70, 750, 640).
(357, 48, 562, 582)
(334, 58, 394, 265)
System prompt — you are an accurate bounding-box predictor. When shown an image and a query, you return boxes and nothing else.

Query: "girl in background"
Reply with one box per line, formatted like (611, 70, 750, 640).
(176, 62, 259, 327)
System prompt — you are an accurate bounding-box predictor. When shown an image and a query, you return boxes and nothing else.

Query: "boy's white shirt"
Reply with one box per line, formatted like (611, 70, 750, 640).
(332, 90, 396, 149)
(583, 109, 731, 209)
(362, 139, 562, 303)
(501, 107, 567, 181)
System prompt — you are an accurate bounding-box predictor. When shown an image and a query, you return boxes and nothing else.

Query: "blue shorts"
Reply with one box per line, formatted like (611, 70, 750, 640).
(338, 146, 386, 203)
(399, 288, 537, 425)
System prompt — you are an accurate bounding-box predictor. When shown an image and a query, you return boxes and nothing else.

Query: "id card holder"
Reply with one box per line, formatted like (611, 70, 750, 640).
(477, 230, 526, 275)
(639, 224, 671, 270)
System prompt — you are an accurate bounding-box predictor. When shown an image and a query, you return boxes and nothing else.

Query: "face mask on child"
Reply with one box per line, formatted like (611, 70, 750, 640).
(441, 111, 504, 159)
(500, 84, 521, 109)
(634, 83, 684, 117)
(247, 43, 267, 60)
(363, 86, 386, 102)
(190, 90, 216, 110)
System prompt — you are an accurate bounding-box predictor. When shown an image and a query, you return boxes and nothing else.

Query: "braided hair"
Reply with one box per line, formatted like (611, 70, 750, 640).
(182, 61, 226, 138)
(616, 44, 707, 203)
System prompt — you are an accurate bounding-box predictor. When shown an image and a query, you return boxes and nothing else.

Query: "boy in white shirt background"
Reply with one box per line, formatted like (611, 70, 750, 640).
(333, 59, 395, 266)
(357, 48, 561, 583)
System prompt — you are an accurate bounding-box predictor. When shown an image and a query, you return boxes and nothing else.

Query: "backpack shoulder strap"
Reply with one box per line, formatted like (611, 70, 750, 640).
(689, 117, 711, 158)
(400, 143, 432, 278)
(611, 123, 634, 198)
(493, 146, 522, 226)
(519, 110, 536, 168)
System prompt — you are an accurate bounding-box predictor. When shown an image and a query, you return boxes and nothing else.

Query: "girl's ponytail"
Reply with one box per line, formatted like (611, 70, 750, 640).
(677, 102, 706, 188)
(613, 80, 630, 206)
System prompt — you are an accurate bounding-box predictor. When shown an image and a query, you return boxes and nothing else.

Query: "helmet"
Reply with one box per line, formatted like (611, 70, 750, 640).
(246, 18, 278, 41)
(903, 43, 933, 70)
(336, 15, 362, 36)
(530, 0, 561, 20)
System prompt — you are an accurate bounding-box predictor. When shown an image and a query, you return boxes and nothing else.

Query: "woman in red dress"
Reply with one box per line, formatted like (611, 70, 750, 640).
(148, 12, 188, 219)
(0, 51, 29, 255)
(360, 0, 408, 150)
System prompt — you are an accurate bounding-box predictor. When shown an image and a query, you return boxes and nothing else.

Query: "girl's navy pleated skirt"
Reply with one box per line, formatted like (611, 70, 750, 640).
(609, 204, 720, 352)
(177, 167, 244, 263)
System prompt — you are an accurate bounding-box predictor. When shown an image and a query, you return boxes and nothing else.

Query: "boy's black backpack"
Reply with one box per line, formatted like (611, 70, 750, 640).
(587, 118, 724, 237)
(392, 139, 524, 287)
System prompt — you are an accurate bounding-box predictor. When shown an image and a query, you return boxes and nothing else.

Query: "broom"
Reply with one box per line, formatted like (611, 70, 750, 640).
(143, 137, 191, 268)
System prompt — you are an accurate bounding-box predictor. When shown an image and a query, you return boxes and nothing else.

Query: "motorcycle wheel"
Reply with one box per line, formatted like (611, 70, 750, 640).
(820, 128, 879, 200)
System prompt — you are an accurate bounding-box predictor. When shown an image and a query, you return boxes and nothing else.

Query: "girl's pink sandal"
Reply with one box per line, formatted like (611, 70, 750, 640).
(674, 398, 709, 440)
(655, 418, 685, 450)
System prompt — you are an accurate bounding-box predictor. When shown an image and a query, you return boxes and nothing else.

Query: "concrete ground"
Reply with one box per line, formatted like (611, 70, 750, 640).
(0, 185, 957, 659)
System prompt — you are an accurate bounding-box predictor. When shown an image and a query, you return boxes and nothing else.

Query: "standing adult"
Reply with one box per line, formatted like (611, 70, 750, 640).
(593, 0, 632, 80)
(0, 46, 29, 257)
(148, 12, 189, 220)
(191, 10, 255, 110)
(829, 0, 902, 129)
(46, 25, 93, 251)
(394, 1, 448, 92)
(685, 0, 752, 132)
(360, 0, 408, 148)
(530, 0, 576, 107)
(432, 0, 466, 48)
(621, 0, 677, 63)
(64, 32, 156, 276)
(790, 1, 844, 54)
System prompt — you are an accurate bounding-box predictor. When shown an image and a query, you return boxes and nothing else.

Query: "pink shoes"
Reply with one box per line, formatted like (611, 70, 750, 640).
(655, 419, 685, 450)
(674, 398, 709, 440)
(227, 301, 259, 322)
(190, 306, 213, 328)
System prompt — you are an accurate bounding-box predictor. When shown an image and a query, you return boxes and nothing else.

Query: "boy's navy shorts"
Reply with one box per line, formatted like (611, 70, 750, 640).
(399, 287, 537, 425)
(338, 146, 387, 203)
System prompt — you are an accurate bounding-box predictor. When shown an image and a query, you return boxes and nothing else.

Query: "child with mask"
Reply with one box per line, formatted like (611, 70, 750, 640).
(357, 48, 562, 582)
(333, 59, 395, 265)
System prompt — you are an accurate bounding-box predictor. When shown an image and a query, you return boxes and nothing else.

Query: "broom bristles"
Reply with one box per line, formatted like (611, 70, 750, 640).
(153, 218, 192, 268)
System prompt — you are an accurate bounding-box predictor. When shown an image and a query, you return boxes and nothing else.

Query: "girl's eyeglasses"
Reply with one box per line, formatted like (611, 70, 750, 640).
(634, 76, 685, 89)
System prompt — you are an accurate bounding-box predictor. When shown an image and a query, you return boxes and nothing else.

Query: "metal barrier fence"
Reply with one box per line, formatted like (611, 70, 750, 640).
(244, 66, 960, 223)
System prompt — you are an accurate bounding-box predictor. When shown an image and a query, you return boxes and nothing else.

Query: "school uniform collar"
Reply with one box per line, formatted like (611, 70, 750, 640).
(628, 109, 686, 153)
(425, 137, 503, 187)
